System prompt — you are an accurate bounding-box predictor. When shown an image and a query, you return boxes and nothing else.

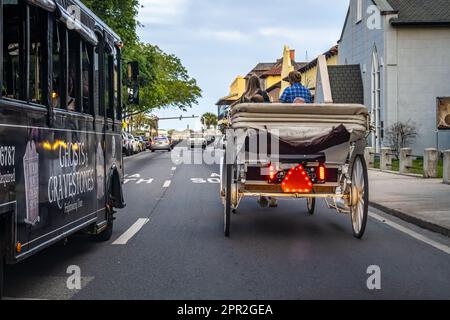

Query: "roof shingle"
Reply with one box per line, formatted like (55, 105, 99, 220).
(387, 0, 450, 25)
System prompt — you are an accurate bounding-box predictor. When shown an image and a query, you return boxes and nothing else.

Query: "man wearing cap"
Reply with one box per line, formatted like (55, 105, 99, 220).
(280, 71, 312, 104)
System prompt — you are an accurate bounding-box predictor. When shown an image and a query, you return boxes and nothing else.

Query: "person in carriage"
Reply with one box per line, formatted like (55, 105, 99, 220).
(280, 71, 312, 104)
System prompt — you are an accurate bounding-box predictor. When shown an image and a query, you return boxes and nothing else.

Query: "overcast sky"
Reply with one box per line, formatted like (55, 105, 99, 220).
(137, 0, 349, 131)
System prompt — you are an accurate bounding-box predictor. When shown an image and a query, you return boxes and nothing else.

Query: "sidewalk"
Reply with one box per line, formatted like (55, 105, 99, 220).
(369, 170, 450, 237)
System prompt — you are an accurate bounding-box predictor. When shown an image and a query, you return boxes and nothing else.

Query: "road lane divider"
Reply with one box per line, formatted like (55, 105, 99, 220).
(163, 180, 172, 188)
(112, 218, 150, 245)
(370, 213, 450, 255)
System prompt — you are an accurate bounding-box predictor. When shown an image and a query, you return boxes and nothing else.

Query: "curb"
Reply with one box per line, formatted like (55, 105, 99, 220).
(369, 201, 450, 238)
(368, 168, 424, 179)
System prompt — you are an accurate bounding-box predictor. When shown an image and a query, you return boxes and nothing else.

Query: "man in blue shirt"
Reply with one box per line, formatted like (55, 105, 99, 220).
(280, 71, 313, 103)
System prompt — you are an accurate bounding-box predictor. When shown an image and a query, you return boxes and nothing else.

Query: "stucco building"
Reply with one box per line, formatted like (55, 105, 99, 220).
(339, 0, 450, 153)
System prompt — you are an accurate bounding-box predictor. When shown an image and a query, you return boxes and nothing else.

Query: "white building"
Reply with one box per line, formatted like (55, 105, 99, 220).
(339, 0, 450, 153)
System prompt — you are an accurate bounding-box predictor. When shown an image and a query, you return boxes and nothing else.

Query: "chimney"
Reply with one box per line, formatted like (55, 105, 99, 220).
(290, 50, 296, 61)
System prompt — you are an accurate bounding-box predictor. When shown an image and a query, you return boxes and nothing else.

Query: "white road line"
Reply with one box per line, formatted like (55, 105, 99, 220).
(3, 297, 48, 301)
(112, 218, 150, 245)
(163, 180, 172, 188)
(370, 213, 450, 255)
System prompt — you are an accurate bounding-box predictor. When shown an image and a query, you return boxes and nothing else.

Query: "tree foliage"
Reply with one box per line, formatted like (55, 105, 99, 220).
(83, 0, 141, 46)
(83, 0, 202, 117)
(200, 112, 218, 129)
(125, 44, 202, 117)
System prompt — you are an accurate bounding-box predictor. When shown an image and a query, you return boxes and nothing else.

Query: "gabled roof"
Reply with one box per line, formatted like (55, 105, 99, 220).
(246, 63, 277, 78)
(328, 65, 364, 104)
(339, 0, 450, 43)
(260, 61, 307, 79)
(387, 0, 450, 26)
(297, 45, 338, 74)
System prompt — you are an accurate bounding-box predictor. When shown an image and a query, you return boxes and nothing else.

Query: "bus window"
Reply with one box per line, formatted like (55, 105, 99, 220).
(52, 22, 62, 108)
(3, 3, 22, 100)
(105, 53, 113, 119)
(68, 31, 80, 112)
(94, 47, 100, 115)
(82, 42, 92, 114)
(29, 6, 46, 104)
(114, 54, 120, 121)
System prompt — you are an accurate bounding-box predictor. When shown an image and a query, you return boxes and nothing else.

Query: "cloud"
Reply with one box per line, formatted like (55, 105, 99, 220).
(200, 30, 251, 42)
(138, 0, 189, 25)
(259, 27, 340, 43)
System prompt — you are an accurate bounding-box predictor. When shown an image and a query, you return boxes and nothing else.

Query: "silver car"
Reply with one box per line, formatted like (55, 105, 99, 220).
(150, 137, 172, 152)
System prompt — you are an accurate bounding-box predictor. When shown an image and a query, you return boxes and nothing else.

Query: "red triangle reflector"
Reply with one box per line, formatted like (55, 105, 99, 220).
(281, 165, 313, 193)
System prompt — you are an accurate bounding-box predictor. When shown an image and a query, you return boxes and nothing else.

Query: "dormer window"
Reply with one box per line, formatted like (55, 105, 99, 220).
(356, 0, 363, 23)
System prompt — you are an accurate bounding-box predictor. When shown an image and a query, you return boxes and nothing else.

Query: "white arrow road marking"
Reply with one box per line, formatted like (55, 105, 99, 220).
(136, 178, 154, 184)
(370, 213, 450, 255)
(112, 218, 150, 245)
(163, 180, 172, 188)
(127, 174, 141, 179)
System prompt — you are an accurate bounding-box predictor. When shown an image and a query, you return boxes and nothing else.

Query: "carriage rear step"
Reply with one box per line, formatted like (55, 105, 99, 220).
(268, 153, 326, 164)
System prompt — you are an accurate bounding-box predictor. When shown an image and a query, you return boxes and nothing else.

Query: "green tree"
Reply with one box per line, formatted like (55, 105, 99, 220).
(124, 44, 202, 117)
(83, 0, 141, 46)
(83, 0, 202, 117)
(201, 112, 218, 129)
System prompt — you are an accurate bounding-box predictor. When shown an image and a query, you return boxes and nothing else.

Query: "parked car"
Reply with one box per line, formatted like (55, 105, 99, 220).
(122, 132, 133, 156)
(188, 133, 207, 149)
(150, 136, 172, 152)
(128, 134, 140, 154)
(136, 136, 147, 152)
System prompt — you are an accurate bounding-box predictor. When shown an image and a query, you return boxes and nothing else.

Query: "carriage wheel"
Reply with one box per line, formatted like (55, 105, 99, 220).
(350, 155, 369, 239)
(224, 163, 232, 237)
(306, 197, 316, 215)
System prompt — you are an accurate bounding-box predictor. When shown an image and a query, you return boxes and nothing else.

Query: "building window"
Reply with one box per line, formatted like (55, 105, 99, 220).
(3, 3, 22, 100)
(371, 49, 381, 151)
(356, 0, 363, 23)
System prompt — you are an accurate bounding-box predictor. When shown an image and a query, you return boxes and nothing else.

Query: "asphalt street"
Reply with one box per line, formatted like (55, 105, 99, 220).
(3, 142, 450, 300)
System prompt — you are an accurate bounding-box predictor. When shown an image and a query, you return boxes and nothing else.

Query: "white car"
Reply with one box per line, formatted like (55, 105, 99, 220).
(128, 134, 140, 154)
(188, 133, 207, 149)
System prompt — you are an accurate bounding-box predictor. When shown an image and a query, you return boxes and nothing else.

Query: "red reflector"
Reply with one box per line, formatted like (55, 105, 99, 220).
(281, 165, 312, 193)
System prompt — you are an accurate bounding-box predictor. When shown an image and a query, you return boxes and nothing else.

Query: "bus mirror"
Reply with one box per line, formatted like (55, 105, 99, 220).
(127, 61, 139, 81)
(127, 61, 139, 105)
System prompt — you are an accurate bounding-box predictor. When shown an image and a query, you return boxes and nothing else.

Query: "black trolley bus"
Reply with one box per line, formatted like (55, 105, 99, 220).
(0, 0, 126, 297)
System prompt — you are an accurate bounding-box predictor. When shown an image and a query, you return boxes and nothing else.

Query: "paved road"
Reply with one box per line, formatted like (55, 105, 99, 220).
(4, 142, 450, 299)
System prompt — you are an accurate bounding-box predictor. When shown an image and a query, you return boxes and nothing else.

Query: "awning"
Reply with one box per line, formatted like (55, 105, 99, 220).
(26, 0, 57, 12)
(56, 4, 98, 46)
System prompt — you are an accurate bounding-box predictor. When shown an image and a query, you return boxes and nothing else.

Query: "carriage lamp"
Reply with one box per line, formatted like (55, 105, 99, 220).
(269, 164, 276, 180)
(281, 165, 313, 194)
(318, 164, 326, 182)
(16, 242, 22, 253)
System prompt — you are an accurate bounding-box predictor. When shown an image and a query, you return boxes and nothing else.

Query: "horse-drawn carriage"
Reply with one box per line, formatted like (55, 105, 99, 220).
(220, 103, 371, 239)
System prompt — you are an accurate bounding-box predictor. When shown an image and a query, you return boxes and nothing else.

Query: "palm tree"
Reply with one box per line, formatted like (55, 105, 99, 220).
(131, 113, 158, 134)
(201, 112, 218, 129)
